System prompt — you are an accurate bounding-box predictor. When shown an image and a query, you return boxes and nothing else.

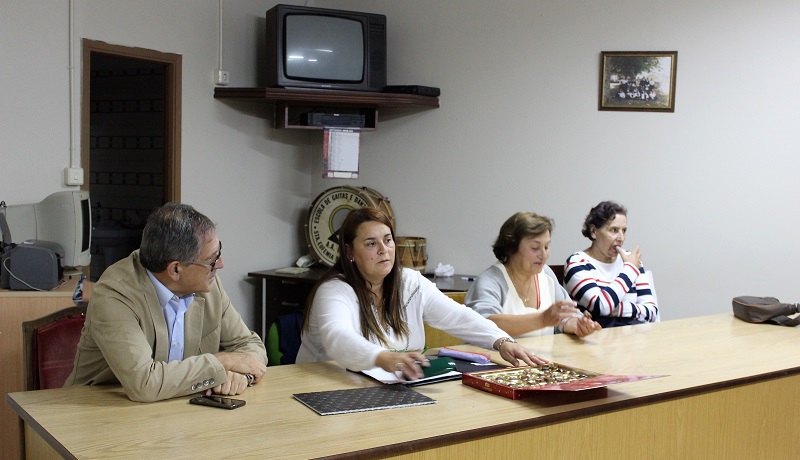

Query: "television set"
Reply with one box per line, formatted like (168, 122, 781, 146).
(265, 4, 387, 92)
(1, 191, 92, 267)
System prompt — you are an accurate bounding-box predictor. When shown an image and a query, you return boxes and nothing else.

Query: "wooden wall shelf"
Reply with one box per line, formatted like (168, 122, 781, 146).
(213, 87, 439, 130)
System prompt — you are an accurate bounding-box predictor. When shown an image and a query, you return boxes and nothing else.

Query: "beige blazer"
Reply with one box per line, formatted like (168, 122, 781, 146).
(64, 250, 267, 402)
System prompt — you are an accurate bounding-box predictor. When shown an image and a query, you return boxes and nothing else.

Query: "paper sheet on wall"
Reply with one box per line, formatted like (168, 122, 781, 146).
(322, 128, 360, 179)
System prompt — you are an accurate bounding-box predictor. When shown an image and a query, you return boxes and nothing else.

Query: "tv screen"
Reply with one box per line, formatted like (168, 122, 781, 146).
(285, 15, 364, 82)
(266, 4, 387, 92)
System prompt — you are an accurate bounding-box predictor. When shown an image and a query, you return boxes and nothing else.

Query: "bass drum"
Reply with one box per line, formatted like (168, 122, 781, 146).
(305, 186, 395, 266)
(395, 236, 427, 272)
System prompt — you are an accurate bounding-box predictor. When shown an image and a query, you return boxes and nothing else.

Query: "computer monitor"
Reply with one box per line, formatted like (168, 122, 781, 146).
(2, 191, 92, 267)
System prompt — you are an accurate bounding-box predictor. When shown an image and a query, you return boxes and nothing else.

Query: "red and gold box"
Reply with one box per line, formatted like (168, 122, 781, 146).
(461, 363, 665, 400)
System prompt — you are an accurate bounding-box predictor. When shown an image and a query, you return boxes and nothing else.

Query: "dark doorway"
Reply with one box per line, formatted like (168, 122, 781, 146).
(81, 40, 182, 281)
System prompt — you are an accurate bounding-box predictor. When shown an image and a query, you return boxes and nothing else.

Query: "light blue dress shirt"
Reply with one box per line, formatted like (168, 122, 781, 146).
(147, 271, 195, 362)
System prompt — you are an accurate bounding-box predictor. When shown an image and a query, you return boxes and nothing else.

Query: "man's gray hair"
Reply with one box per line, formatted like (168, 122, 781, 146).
(139, 202, 216, 272)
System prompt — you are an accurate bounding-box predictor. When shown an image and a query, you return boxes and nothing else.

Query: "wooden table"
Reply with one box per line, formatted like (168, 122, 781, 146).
(7, 313, 800, 459)
(248, 267, 475, 340)
(0, 275, 91, 460)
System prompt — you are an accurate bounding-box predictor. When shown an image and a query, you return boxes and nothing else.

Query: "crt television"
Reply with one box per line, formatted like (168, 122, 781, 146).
(2, 191, 92, 267)
(265, 4, 387, 92)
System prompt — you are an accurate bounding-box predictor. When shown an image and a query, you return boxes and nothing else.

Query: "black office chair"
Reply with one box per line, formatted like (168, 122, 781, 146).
(266, 311, 304, 366)
(22, 305, 87, 390)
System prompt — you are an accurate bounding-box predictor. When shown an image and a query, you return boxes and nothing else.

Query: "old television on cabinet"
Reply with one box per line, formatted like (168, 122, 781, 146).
(2, 191, 92, 268)
(265, 4, 387, 92)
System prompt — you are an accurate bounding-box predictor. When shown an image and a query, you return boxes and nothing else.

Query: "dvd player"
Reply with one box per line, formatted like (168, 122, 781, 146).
(299, 113, 366, 127)
(382, 85, 441, 97)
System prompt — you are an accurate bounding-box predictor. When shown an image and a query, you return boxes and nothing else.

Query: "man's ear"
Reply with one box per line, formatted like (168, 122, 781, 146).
(166, 261, 182, 281)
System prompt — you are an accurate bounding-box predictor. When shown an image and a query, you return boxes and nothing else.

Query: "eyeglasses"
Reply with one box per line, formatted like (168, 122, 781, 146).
(190, 241, 222, 271)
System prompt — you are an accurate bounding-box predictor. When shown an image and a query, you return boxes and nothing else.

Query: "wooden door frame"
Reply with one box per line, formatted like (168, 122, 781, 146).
(80, 39, 182, 202)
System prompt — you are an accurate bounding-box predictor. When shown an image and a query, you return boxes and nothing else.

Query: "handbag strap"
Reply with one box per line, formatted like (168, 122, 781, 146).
(770, 316, 800, 327)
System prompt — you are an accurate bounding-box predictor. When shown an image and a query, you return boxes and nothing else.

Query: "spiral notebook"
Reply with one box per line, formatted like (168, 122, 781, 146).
(293, 385, 435, 415)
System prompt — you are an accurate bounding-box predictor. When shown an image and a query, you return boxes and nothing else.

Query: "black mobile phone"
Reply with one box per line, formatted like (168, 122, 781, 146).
(189, 394, 246, 410)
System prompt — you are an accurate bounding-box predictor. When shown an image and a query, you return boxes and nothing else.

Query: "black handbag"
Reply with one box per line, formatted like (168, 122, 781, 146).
(732, 296, 800, 326)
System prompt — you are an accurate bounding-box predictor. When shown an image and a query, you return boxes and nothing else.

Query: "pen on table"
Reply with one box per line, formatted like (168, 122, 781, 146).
(461, 277, 475, 281)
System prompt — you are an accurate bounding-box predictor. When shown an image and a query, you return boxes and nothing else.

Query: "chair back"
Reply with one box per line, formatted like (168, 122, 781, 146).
(549, 264, 565, 286)
(22, 306, 87, 390)
(266, 310, 304, 366)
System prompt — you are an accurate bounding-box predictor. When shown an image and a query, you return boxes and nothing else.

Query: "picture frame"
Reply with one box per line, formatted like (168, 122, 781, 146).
(598, 51, 677, 112)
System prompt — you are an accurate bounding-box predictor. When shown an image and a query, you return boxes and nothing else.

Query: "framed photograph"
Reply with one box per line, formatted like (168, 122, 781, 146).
(598, 51, 677, 112)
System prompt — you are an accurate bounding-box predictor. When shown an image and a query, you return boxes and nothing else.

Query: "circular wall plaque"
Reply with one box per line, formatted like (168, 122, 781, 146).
(305, 186, 394, 266)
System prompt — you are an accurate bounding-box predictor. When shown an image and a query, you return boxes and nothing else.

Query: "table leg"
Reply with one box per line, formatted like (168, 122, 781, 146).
(261, 278, 267, 343)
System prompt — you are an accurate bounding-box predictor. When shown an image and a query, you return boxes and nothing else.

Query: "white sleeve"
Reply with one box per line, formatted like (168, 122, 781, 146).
(416, 273, 506, 350)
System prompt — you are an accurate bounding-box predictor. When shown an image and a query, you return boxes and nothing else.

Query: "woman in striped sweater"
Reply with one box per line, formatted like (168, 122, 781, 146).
(564, 201, 659, 328)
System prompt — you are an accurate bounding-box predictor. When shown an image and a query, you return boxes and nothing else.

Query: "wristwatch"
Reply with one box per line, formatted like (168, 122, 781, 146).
(494, 337, 516, 350)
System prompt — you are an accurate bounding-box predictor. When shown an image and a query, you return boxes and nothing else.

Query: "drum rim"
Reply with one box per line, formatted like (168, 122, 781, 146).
(305, 186, 395, 266)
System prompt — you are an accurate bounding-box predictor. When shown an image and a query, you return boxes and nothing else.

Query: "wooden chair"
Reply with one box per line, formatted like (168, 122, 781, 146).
(549, 264, 565, 286)
(22, 305, 87, 390)
(424, 291, 466, 349)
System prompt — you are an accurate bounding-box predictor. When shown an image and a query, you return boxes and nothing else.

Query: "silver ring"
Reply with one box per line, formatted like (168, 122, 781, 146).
(395, 362, 405, 370)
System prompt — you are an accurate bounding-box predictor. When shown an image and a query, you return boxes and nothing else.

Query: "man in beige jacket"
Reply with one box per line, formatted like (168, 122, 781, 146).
(65, 203, 267, 402)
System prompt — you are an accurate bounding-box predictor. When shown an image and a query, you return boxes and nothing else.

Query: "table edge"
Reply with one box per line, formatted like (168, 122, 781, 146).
(315, 366, 800, 459)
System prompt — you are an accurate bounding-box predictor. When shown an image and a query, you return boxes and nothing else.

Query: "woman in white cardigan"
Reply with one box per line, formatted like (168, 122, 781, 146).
(466, 211, 600, 338)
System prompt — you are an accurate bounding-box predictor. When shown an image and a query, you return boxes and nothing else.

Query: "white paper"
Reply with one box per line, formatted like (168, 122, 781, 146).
(361, 367, 461, 385)
(322, 128, 360, 179)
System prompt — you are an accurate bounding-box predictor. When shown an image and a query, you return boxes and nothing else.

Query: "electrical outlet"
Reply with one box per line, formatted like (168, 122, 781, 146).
(65, 167, 84, 185)
(215, 69, 230, 86)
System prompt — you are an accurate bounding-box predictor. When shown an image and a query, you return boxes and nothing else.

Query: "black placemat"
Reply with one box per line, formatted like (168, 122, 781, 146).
(293, 385, 435, 415)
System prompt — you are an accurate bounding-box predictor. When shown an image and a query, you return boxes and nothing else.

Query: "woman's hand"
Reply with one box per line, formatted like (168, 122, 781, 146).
(539, 300, 582, 327)
(375, 350, 429, 380)
(496, 341, 548, 367)
(618, 245, 642, 267)
(563, 313, 602, 337)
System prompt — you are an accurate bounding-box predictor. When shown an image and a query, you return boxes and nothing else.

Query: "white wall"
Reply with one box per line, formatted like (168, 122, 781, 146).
(313, 0, 800, 321)
(3, 0, 799, 328)
(0, 0, 314, 327)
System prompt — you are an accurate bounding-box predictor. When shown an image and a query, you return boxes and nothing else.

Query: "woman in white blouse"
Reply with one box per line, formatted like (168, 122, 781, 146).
(295, 207, 544, 380)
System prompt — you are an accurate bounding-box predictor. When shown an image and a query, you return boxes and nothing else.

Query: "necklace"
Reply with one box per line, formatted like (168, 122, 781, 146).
(507, 265, 532, 303)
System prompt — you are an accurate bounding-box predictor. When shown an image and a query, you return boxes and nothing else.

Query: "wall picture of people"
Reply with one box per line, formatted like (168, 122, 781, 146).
(598, 51, 677, 112)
